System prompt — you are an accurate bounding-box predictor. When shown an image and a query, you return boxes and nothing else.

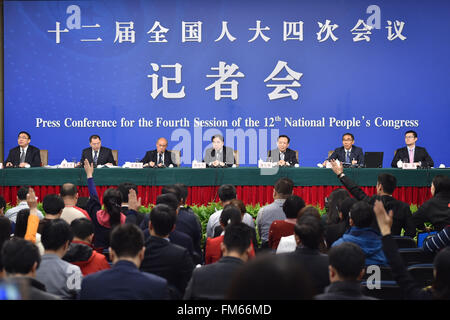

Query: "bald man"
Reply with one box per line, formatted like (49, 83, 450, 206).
(140, 137, 178, 168)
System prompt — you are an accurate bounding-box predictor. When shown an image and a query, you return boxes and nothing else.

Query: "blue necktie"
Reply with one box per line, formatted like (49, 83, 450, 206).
(345, 151, 350, 163)
(93, 151, 98, 164)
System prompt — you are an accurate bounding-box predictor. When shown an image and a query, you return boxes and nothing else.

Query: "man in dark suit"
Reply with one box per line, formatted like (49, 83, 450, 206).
(140, 204, 194, 299)
(79, 224, 168, 300)
(140, 137, 178, 168)
(391, 130, 434, 168)
(287, 214, 330, 294)
(267, 135, 298, 166)
(315, 242, 377, 300)
(203, 134, 235, 167)
(183, 223, 252, 300)
(79, 135, 116, 167)
(324, 133, 364, 167)
(5, 131, 41, 168)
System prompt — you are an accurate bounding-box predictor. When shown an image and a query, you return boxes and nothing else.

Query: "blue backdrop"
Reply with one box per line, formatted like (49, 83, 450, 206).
(4, 0, 450, 167)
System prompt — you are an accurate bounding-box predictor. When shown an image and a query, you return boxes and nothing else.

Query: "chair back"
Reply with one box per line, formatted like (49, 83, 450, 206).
(398, 248, 435, 266)
(168, 150, 181, 166)
(40, 150, 48, 166)
(392, 236, 416, 249)
(407, 264, 434, 288)
(233, 150, 239, 167)
(112, 150, 118, 165)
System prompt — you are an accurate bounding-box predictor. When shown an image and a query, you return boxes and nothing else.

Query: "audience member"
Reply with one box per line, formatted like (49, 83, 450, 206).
(13, 209, 44, 255)
(315, 242, 376, 300)
(38, 194, 65, 234)
(80, 224, 168, 300)
(184, 223, 252, 300)
(163, 184, 203, 262)
(60, 183, 91, 224)
(331, 160, 416, 237)
(206, 184, 254, 238)
(322, 188, 350, 225)
(5, 186, 44, 223)
(423, 226, 450, 254)
(2, 238, 60, 300)
(256, 177, 294, 247)
(325, 197, 358, 248)
(276, 206, 322, 254)
(287, 214, 330, 294)
(412, 175, 450, 231)
(332, 201, 387, 266)
(226, 253, 314, 300)
(84, 160, 138, 249)
(35, 219, 83, 299)
(205, 205, 255, 265)
(140, 204, 194, 299)
(0, 216, 12, 279)
(374, 199, 450, 299)
(63, 218, 110, 275)
(155, 193, 198, 264)
(268, 195, 305, 250)
(118, 182, 145, 226)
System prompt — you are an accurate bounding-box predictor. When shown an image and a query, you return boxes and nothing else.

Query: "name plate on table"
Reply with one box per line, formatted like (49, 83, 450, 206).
(258, 161, 275, 169)
(129, 162, 143, 169)
(192, 161, 206, 169)
(402, 163, 417, 170)
(59, 162, 76, 168)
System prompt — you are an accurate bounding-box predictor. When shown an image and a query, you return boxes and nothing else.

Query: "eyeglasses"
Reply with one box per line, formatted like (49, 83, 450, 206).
(405, 135, 415, 139)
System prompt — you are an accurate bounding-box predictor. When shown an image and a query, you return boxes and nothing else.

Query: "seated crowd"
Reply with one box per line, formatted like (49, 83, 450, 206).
(0, 159, 449, 300)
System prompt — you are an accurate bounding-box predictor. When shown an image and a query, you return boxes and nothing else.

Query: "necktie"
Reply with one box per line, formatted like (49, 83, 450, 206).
(20, 149, 26, 163)
(280, 152, 285, 161)
(409, 149, 414, 163)
(345, 151, 350, 163)
(158, 153, 163, 164)
(93, 151, 98, 164)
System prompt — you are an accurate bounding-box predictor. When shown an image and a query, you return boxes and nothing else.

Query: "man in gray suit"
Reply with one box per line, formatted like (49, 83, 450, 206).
(203, 134, 235, 167)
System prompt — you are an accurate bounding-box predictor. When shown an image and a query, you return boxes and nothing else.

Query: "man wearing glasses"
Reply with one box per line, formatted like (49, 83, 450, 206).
(5, 131, 41, 167)
(141, 137, 178, 168)
(391, 130, 434, 168)
(323, 133, 364, 167)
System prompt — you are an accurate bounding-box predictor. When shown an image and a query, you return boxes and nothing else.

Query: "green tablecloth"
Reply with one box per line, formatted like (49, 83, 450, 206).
(0, 167, 448, 187)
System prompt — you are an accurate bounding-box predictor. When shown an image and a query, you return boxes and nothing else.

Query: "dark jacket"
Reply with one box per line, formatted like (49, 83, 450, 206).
(325, 221, 350, 248)
(177, 207, 203, 263)
(80, 146, 116, 166)
(315, 281, 377, 300)
(412, 192, 450, 231)
(391, 146, 434, 168)
(5, 145, 41, 167)
(140, 149, 178, 167)
(142, 228, 200, 266)
(80, 260, 168, 300)
(286, 246, 330, 294)
(140, 235, 194, 299)
(63, 241, 110, 276)
(183, 256, 244, 300)
(121, 206, 146, 227)
(328, 146, 364, 166)
(268, 148, 298, 165)
(339, 175, 416, 238)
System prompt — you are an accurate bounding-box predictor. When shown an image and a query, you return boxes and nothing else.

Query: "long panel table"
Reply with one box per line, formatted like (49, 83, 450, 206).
(1, 167, 448, 207)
